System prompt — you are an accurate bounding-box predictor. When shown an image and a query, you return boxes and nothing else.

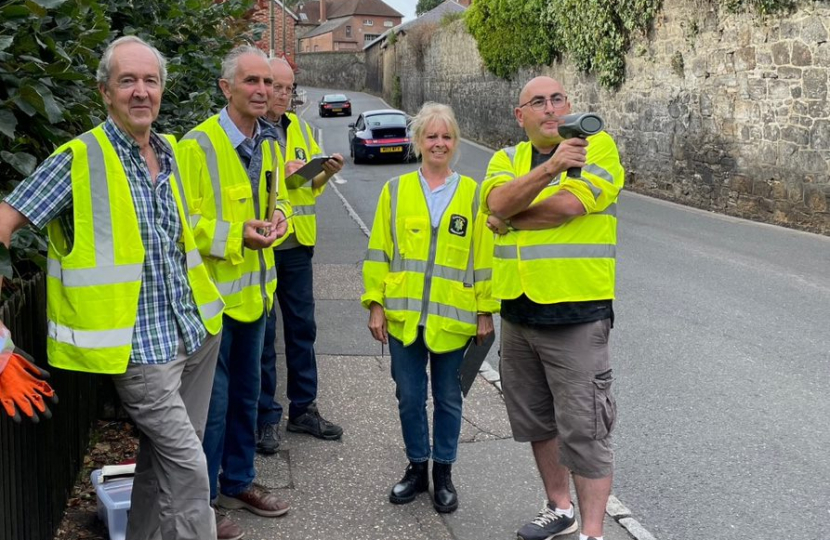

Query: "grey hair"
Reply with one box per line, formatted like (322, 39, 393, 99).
(222, 45, 268, 81)
(96, 36, 167, 88)
(409, 102, 461, 159)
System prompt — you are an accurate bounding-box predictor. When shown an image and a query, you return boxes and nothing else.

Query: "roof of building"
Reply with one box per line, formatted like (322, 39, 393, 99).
(297, 0, 403, 25)
(300, 16, 351, 39)
(363, 0, 466, 50)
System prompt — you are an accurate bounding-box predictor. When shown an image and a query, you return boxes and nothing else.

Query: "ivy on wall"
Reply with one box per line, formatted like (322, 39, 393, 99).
(465, 0, 660, 88)
(466, 0, 796, 88)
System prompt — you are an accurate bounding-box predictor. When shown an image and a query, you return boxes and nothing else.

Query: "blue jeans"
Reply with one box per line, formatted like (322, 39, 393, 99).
(389, 329, 465, 464)
(258, 246, 318, 427)
(203, 314, 265, 499)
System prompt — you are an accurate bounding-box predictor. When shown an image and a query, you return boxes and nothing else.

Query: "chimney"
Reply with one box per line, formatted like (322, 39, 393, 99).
(320, 0, 326, 22)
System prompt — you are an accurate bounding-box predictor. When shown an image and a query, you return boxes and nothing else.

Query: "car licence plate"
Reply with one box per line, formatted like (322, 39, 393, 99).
(332, 108, 342, 112)
(380, 146, 403, 153)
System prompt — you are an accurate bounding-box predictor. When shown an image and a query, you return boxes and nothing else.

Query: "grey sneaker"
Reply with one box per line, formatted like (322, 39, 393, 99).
(517, 503, 578, 540)
(256, 422, 281, 455)
(287, 403, 343, 440)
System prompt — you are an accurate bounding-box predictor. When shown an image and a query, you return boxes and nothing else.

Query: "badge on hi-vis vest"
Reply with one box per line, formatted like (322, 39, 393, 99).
(449, 214, 468, 237)
(296, 148, 306, 161)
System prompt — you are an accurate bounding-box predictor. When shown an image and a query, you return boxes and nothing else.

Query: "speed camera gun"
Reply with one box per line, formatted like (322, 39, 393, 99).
(557, 113, 604, 178)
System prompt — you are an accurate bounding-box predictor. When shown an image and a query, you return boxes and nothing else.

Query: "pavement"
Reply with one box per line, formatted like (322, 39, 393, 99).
(226, 179, 652, 540)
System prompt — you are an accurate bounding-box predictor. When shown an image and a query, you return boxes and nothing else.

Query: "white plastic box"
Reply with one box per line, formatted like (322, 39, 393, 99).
(90, 469, 133, 540)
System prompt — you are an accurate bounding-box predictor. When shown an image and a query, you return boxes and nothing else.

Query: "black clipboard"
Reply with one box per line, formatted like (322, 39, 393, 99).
(285, 156, 332, 189)
(458, 332, 496, 397)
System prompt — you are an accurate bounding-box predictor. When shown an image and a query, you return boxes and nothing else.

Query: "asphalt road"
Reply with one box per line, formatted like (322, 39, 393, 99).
(298, 87, 830, 540)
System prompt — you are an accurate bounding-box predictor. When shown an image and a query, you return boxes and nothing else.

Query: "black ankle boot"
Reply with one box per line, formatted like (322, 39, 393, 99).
(389, 461, 429, 504)
(432, 462, 458, 513)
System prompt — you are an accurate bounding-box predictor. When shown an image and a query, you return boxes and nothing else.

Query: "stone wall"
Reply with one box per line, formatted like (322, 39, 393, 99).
(296, 51, 366, 91)
(299, 0, 830, 234)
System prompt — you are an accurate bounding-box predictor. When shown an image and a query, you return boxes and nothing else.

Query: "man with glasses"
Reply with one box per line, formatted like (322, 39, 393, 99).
(481, 77, 625, 540)
(255, 57, 345, 456)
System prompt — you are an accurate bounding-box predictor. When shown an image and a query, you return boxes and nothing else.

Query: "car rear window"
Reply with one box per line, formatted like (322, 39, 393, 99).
(326, 94, 348, 102)
(366, 114, 406, 128)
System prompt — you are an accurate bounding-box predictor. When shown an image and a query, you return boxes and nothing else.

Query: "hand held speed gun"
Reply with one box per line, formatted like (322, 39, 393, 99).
(557, 113, 604, 178)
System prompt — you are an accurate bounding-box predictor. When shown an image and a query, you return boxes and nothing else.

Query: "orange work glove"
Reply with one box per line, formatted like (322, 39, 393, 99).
(0, 347, 58, 423)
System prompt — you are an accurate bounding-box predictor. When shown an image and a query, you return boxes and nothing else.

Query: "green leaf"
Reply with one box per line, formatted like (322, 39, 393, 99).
(0, 36, 13, 52)
(30, 0, 69, 8)
(0, 244, 12, 280)
(0, 5, 32, 19)
(0, 110, 17, 139)
(1, 150, 37, 176)
(12, 95, 37, 117)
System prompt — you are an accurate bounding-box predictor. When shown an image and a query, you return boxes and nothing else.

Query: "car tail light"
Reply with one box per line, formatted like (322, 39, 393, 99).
(365, 137, 409, 144)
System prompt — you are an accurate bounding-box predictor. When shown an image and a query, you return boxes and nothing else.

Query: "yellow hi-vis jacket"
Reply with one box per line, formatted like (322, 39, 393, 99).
(178, 115, 292, 323)
(277, 112, 325, 246)
(45, 125, 224, 374)
(362, 171, 499, 353)
(480, 131, 624, 304)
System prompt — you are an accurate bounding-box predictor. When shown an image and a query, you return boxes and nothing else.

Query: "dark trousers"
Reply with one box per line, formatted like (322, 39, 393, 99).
(258, 245, 318, 427)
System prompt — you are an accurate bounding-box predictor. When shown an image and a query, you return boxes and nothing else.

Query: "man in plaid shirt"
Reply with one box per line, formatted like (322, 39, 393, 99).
(0, 36, 221, 540)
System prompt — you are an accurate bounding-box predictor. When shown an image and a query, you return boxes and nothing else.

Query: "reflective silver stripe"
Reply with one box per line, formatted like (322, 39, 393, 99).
(584, 163, 614, 184)
(521, 244, 616, 260)
(211, 220, 231, 258)
(390, 258, 428, 274)
(47, 258, 143, 287)
(159, 135, 190, 213)
(432, 264, 466, 283)
(186, 248, 202, 270)
(216, 270, 262, 297)
(388, 177, 400, 260)
(183, 131, 224, 221)
(494, 245, 518, 259)
(199, 298, 224, 320)
(190, 215, 202, 228)
(292, 204, 316, 216)
(474, 269, 492, 282)
(428, 301, 477, 325)
(384, 298, 476, 326)
(597, 204, 617, 217)
(575, 178, 602, 199)
(48, 320, 133, 349)
(78, 132, 115, 266)
(365, 249, 389, 263)
(503, 146, 517, 166)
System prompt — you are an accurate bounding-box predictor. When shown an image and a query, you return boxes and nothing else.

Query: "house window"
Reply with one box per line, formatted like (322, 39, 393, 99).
(363, 19, 374, 26)
(364, 34, 380, 43)
(384, 20, 393, 27)
(346, 25, 352, 37)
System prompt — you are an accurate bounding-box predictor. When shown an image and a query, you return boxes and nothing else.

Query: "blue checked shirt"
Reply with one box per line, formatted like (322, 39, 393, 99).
(3, 119, 206, 364)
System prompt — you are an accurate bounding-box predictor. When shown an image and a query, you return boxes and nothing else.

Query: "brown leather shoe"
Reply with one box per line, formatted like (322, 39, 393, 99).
(217, 483, 289, 517)
(214, 507, 244, 540)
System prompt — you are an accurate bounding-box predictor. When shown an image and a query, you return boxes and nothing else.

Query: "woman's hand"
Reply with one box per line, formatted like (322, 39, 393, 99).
(368, 302, 388, 344)
(476, 314, 494, 345)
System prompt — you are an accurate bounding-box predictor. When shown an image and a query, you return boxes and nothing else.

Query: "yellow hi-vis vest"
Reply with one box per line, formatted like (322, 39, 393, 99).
(362, 171, 499, 353)
(45, 126, 224, 375)
(480, 132, 625, 304)
(277, 112, 324, 246)
(178, 115, 292, 323)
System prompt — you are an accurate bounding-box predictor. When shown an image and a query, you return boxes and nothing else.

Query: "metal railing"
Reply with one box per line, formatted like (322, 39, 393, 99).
(0, 273, 105, 540)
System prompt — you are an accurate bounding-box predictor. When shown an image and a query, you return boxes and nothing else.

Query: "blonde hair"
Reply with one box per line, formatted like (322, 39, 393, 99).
(409, 102, 460, 159)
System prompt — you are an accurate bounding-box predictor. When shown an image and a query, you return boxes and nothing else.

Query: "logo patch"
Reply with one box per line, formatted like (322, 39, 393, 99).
(295, 148, 306, 161)
(448, 214, 468, 237)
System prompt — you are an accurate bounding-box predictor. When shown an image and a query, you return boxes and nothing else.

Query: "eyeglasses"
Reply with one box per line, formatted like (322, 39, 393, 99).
(519, 94, 568, 111)
(273, 85, 293, 96)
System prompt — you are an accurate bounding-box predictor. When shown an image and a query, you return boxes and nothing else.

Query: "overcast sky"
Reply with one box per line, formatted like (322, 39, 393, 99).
(385, 0, 416, 22)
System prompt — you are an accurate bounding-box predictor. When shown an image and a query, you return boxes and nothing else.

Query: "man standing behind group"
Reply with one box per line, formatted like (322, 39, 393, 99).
(178, 45, 292, 540)
(0, 36, 223, 540)
(482, 76, 624, 540)
(255, 57, 345, 455)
